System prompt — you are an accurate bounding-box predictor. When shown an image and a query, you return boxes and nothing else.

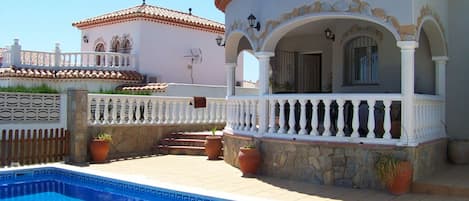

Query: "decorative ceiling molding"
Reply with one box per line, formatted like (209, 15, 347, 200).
(227, 0, 420, 51)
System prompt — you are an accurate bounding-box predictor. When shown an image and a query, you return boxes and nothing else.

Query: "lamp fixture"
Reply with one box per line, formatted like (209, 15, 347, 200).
(324, 28, 335, 41)
(82, 35, 89, 43)
(216, 35, 225, 47)
(247, 14, 261, 31)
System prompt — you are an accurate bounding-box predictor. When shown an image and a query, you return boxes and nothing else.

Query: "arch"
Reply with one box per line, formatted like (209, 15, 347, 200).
(94, 43, 105, 66)
(225, 31, 256, 63)
(261, 14, 401, 52)
(94, 43, 105, 52)
(416, 16, 447, 57)
(110, 36, 120, 52)
(121, 38, 132, 53)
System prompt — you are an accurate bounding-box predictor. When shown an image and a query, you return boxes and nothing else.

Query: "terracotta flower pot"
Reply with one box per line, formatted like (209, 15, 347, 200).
(90, 139, 110, 163)
(205, 136, 223, 160)
(238, 147, 261, 176)
(386, 161, 413, 195)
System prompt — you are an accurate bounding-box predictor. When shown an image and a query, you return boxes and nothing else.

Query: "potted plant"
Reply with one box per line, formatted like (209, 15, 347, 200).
(238, 144, 261, 177)
(375, 154, 412, 195)
(90, 133, 112, 163)
(204, 128, 222, 160)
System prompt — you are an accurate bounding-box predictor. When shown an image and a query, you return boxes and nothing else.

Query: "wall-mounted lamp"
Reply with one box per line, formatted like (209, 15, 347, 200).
(247, 14, 261, 31)
(216, 35, 225, 47)
(324, 28, 335, 41)
(82, 35, 89, 43)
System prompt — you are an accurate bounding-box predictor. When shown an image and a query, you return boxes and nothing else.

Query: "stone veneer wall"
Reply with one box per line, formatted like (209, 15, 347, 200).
(88, 123, 224, 159)
(223, 133, 447, 189)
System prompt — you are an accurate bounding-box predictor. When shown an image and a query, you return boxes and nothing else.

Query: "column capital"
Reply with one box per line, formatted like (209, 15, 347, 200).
(254, 51, 275, 59)
(432, 56, 449, 62)
(397, 41, 419, 50)
(225, 63, 237, 68)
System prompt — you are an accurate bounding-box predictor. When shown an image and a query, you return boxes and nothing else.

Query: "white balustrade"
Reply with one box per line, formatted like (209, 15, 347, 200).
(227, 94, 405, 145)
(414, 94, 445, 142)
(88, 94, 226, 126)
(10, 50, 136, 70)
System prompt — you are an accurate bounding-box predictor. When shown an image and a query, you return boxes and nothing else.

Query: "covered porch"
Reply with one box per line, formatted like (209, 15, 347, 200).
(223, 14, 448, 147)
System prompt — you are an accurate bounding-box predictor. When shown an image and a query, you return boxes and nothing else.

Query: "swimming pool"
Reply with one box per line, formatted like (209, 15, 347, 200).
(0, 166, 230, 201)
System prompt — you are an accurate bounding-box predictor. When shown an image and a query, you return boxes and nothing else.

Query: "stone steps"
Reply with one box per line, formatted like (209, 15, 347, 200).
(412, 165, 469, 198)
(156, 131, 223, 157)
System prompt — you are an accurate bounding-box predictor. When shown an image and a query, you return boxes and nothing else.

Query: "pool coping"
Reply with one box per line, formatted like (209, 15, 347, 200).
(0, 163, 270, 201)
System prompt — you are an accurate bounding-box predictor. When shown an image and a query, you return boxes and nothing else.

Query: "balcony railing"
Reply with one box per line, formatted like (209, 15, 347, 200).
(88, 94, 226, 126)
(226, 93, 445, 145)
(1, 39, 136, 71)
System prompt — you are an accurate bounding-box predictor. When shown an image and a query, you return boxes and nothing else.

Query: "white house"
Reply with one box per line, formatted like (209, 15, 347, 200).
(1, 2, 247, 95)
(217, 0, 468, 190)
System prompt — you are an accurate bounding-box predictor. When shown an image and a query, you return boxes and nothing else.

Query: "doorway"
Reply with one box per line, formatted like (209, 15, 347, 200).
(297, 53, 322, 93)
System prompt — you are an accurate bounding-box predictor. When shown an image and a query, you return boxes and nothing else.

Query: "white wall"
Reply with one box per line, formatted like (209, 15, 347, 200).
(138, 22, 228, 85)
(80, 20, 232, 86)
(164, 83, 258, 98)
(447, 0, 469, 139)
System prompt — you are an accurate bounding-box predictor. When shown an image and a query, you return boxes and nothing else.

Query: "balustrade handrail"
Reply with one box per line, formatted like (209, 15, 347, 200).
(414, 94, 444, 102)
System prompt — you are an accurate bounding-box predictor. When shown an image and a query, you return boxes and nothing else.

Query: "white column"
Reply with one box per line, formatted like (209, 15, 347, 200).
(226, 63, 237, 97)
(433, 56, 448, 131)
(397, 41, 418, 146)
(255, 52, 275, 134)
(55, 43, 61, 67)
(432, 56, 448, 97)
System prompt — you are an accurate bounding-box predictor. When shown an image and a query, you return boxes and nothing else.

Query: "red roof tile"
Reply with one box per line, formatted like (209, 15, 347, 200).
(118, 83, 168, 92)
(0, 67, 143, 82)
(73, 4, 224, 34)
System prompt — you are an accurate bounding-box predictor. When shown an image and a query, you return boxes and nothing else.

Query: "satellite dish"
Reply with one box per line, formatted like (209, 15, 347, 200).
(185, 48, 203, 64)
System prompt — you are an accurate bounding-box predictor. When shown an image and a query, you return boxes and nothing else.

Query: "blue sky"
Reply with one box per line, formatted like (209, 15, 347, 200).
(0, 0, 259, 82)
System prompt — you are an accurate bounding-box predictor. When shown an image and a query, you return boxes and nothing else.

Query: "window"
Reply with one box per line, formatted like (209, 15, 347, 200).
(344, 36, 378, 84)
(95, 43, 105, 66)
(110, 36, 120, 66)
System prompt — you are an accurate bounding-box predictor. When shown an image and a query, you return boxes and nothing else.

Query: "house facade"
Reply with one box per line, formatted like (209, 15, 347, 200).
(216, 0, 466, 189)
(1, 3, 244, 94)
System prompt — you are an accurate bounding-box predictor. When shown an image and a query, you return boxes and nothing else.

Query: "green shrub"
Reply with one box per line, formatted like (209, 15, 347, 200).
(0, 84, 58, 93)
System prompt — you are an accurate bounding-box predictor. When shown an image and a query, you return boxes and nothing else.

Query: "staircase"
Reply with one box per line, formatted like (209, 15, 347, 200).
(412, 165, 469, 198)
(156, 131, 223, 156)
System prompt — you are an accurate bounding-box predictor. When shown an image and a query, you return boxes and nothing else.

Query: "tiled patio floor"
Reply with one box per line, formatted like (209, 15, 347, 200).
(82, 155, 468, 201)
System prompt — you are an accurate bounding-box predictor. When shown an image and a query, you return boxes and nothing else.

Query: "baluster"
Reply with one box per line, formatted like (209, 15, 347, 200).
(298, 99, 307, 135)
(49, 53, 52, 67)
(171, 101, 178, 124)
(288, 99, 296, 134)
(88, 97, 93, 124)
(233, 101, 239, 130)
(103, 97, 110, 124)
(127, 99, 134, 124)
(244, 100, 251, 131)
(74, 54, 78, 67)
(208, 101, 215, 123)
(336, 99, 345, 137)
(366, 99, 376, 139)
(203, 102, 209, 123)
(221, 101, 226, 123)
(178, 101, 184, 124)
(165, 101, 171, 124)
(323, 99, 332, 136)
(119, 98, 126, 124)
(150, 99, 156, 123)
(383, 100, 392, 139)
(197, 104, 203, 124)
(226, 101, 231, 128)
(278, 100, 286, 134)
(157, 100, 163, 124)
(250, 99, 257, 132)
(42, 54, 46, 66)
(310, 99, 319, 136)
(268, 99, 277, 133)
(191, 102, 196, 124)
(94, 97, 100, 125)
(142, 99, 149, 124)
(134, 99, 142, 124)
(351, 100, 360, 138)
(237, 100, 243, 130)
(111, 98, 118, 124)
(185, 100, 191, 124)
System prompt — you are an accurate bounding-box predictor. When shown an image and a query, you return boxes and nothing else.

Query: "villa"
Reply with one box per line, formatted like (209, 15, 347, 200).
(216, 0, 468, 191)
(0, 0, 468, 200)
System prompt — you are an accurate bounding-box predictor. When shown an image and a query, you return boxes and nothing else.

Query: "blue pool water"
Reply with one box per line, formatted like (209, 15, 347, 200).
(0, 167, 229, 201)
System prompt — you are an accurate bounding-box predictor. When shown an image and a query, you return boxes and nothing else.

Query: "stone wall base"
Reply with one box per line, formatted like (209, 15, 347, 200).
(223, 133, 447, 189)
(88, 123, 224, 160)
